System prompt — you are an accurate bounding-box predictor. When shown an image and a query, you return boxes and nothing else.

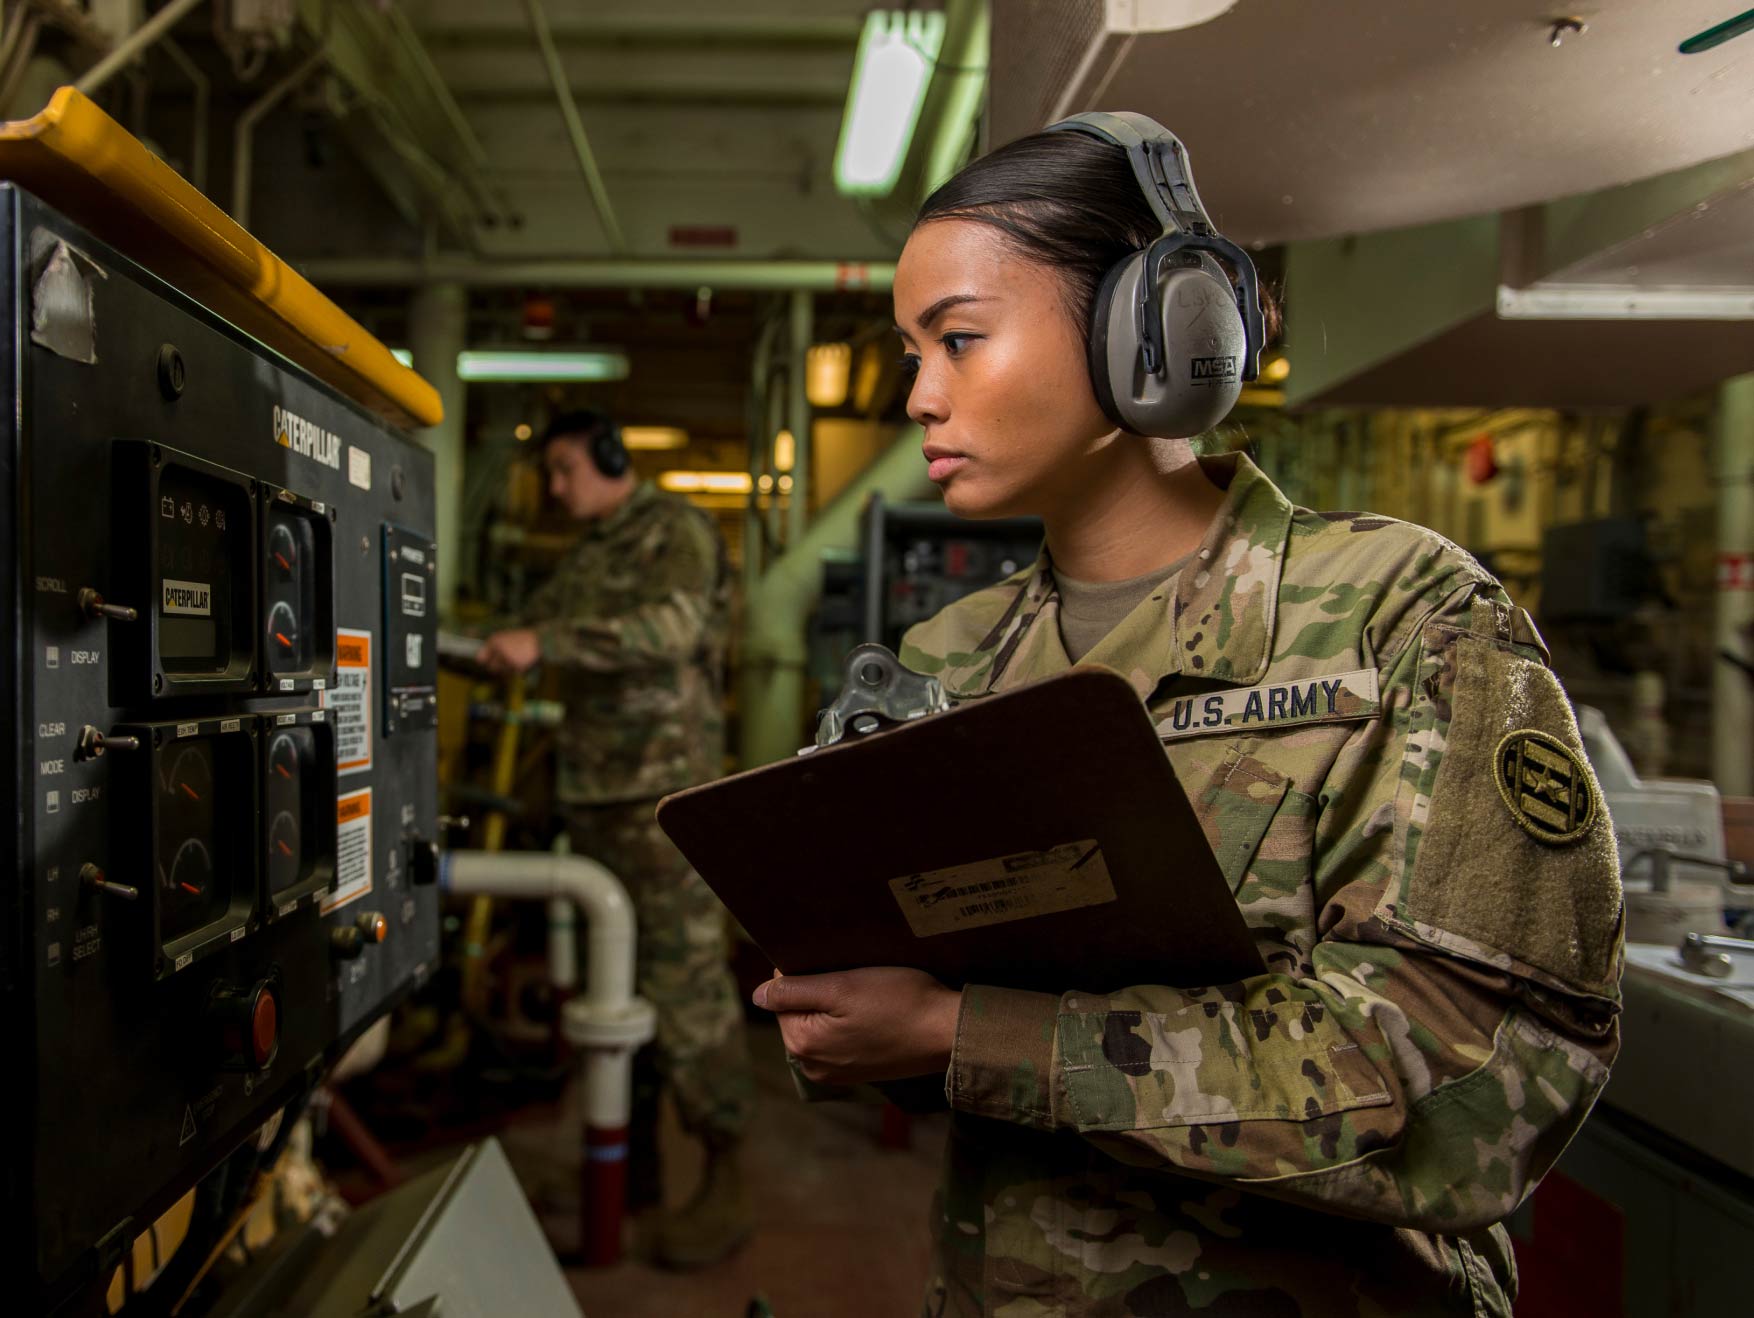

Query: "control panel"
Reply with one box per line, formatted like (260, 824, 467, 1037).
(0, 186, 440, 1309)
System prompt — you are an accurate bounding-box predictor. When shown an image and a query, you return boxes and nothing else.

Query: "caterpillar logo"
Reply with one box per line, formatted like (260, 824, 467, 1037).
(162, 578, 212, 616)
(1190, 356, 1238, 383)
(273, 403, 342, 470)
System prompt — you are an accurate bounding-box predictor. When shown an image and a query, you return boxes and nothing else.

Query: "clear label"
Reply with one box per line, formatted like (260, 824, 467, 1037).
(888, 839, 1116, 938)
(348, 445, 371, 491)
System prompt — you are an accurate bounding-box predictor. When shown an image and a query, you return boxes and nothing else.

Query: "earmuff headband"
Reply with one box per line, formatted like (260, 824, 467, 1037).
(1045, 111, 1263, 385)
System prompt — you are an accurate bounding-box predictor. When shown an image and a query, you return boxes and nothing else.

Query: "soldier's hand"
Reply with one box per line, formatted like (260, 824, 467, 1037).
(476, 627, 543, 675)
(752, 967, 961, 1084)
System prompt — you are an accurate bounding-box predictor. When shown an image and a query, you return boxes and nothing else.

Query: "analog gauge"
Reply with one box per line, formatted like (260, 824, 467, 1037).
(268, 731, 300, 784)
(266, 599, 303, 668)
(156, 742, 231, 941)
(268, 810, 302, 894)
(265, 728, 317, 898)
(269, 522, 298, 578)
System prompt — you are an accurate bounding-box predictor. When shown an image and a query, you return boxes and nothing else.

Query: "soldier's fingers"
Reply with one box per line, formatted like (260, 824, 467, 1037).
(753, 972, 842, 1015)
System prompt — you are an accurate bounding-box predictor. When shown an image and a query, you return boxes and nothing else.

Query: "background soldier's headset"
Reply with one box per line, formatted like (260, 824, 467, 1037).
(543, 407, 629, 478)
(1044, 111, 1266, 439)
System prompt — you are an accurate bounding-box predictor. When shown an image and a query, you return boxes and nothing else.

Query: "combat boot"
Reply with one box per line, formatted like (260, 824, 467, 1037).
(652, 1136, 752, 1269)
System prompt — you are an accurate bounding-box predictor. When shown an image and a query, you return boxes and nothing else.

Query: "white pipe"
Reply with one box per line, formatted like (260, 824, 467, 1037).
(443, 849, 637, 1011)
(74, 0, 205, 96)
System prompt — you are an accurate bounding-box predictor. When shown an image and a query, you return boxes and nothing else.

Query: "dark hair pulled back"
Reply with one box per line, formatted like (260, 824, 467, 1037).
(915, 129, 1281, 343)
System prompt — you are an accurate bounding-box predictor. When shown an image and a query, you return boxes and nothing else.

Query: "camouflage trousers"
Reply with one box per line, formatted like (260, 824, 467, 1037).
(563, 798, 753, 1142)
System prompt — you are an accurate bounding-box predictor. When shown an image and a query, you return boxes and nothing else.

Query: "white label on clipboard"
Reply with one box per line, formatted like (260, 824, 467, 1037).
(887, 839, 1116, 938)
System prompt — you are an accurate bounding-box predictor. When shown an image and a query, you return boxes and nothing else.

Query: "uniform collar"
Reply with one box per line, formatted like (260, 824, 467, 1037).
(941, 453, 1292, 700)
(582, 479, 656, 541)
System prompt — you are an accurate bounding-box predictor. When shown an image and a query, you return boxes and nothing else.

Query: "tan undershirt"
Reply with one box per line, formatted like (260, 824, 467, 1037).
(1054, 553, 1192, 663)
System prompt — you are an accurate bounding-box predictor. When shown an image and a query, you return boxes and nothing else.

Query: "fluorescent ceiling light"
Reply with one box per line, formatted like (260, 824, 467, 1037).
(658, 471, 753, 494)
(621, 426, 689, 451)
(834, 10, 946, 197)
(386, 347, 628, 384)
(457, 350, 629, 383)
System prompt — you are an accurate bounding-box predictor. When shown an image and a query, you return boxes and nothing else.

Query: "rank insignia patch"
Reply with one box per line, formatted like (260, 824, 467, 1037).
(1493, 729, 1597, 845)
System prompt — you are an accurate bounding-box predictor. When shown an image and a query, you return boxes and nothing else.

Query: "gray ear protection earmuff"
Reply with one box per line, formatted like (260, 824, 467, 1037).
(1044, 111, 1264, 438)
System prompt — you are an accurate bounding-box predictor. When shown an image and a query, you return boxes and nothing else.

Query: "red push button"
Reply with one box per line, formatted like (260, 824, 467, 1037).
(251, 986, 278, 1070)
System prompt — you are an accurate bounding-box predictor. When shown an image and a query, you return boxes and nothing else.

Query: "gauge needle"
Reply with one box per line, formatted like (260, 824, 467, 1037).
(276, 839, 294, 856)
(275, 764, 292, 779)
(180, 783, 200, 801)
(275, 552, 292, 571)
(180, 881, 200, 895)
(275, 631, 293, 649)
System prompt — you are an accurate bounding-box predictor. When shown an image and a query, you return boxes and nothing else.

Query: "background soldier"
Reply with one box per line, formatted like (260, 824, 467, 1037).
(477, 409, 755, 1268)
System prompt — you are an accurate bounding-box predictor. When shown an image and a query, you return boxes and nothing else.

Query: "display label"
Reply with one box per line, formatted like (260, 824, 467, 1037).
(348, 445, 372, 491)
(323, 787, 372, 912)
(887, 840, 1117, 938)
(331, 628, 372, 774)
(161, 578, 212, 616)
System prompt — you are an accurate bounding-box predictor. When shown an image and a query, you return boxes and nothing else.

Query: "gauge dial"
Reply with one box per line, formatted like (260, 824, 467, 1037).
(157, 743, 231, 940)
(266, 599, 303, 667)
(265, 728, 317, 897)
(269, 522, 298, 577)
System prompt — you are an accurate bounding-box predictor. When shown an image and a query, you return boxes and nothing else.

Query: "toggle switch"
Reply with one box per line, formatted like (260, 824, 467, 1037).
(80, 863, 138, 901)
(77, 587, 137, 623)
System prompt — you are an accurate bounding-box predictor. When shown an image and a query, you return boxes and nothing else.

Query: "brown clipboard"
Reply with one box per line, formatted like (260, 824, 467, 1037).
(657, 668, 1264, 995)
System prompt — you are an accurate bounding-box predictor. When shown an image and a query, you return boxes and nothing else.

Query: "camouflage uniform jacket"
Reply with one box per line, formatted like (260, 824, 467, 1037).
(521, 481, 729, 804)
(899, 454, 1623, 1317)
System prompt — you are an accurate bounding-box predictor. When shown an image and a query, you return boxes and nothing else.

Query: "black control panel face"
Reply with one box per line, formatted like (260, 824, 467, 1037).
(3, 189, 440, 1308)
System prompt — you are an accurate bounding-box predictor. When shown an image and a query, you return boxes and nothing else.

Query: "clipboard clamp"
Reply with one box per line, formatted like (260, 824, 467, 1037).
(810, 643, 950, 751)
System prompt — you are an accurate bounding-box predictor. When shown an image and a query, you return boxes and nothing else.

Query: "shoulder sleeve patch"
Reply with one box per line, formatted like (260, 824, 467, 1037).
(1394, 627, 1622, 997)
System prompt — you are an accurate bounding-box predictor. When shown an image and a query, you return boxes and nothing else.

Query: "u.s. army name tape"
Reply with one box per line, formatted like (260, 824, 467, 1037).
(1156, 668, 1381, 741)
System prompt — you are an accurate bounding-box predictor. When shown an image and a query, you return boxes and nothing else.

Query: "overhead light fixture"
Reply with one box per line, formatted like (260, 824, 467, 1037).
(806, 343, 852, 407)
(834, 9, 947, 197)
(773, 429, 796, 473)
(621, 426, 689, 451)
(391, 348, 413, 367)
(514, 423, 534, 441)
(658, 471, 753, 495)
(456, 349, 629, 383)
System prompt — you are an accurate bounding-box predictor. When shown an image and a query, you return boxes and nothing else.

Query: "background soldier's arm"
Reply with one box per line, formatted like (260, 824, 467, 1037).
(943, 580, 1623, 1232)
(537, 514, 721, 674)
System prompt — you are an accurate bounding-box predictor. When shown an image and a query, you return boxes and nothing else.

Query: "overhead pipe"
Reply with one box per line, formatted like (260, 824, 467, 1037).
(159, 37, 208, 194)
(523, 0, 626, 254)
(786, 289, 813, 546)
(231, 44, 328, 229)
(739, 425, 938, 768)
(442, 849, 656, 1267)
(74, 0, 205, 96)
(297, 256, 896, 292)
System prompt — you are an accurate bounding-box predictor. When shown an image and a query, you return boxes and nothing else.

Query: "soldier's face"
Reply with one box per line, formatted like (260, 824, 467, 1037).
(544, 438, 619, 521)
(894, 219, 1116, 520)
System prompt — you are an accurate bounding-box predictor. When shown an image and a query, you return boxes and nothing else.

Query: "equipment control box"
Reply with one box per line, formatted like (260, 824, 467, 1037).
(0, 186, 441, 1309)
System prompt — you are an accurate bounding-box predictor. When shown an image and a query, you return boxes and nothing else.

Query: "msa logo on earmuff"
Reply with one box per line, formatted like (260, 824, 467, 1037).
(1044, 110, 1264, 439)
(1191, 357, 1238, 383)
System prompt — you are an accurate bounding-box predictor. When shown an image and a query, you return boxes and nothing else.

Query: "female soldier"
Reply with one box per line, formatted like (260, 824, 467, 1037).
(752, 114, 1622, 1316)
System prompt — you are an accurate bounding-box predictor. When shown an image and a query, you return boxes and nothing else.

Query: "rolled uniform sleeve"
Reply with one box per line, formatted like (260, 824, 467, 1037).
(948, 580, 1623, 1233)
(528, 512, 719, 674)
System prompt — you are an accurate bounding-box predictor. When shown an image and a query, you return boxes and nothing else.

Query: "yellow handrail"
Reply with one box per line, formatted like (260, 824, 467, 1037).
(0, 87, 441, 430)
